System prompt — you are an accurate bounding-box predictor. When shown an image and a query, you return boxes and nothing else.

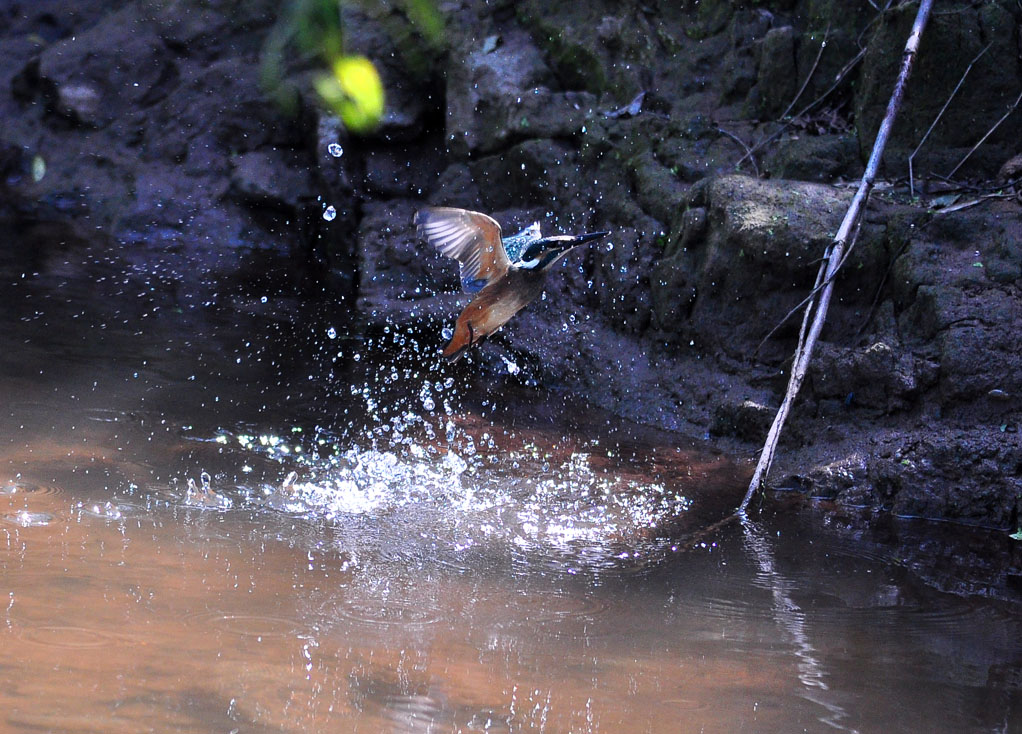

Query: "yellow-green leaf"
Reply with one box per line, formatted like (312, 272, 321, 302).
(315, 55, 385, 133)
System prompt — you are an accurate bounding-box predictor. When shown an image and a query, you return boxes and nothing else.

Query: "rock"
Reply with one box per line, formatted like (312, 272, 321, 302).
(790, 453, 871, 502)
(892, 208, 1022, 409)
(428, 163, 482, 209)
(355, 198, 458, 326)
(55, 84, 103, 124)
(746, 25, 797, 119)
(869, 434, 1022, 528)
(445, 29, 561, 156)
(998, 153, 1022, 182)
(763, 134, 860, 181)
(362, 144, 443, 198)
(809, 341, 920, 413)
(652, 174, 861, 360)
(516, 2, 612, 94)
(470, 139, 584, 211)
(711, 399, 775, 442)
(229, 150, 312, 210)
(855, 1, 1022, 177)
(35, 5, 173, 128)
(718, 10, 776, 105)
(592, 225, 654, 334)
(628, 152, 687, 225)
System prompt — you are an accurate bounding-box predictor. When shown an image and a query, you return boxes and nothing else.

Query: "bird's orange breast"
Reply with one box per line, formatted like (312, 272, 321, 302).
(443, 270, 545, 361)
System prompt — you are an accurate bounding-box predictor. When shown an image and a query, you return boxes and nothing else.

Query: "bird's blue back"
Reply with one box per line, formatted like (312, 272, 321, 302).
(501, 222, 542, 264)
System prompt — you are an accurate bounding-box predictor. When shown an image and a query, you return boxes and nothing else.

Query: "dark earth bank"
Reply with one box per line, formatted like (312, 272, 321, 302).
(1, 0, 1020, 572)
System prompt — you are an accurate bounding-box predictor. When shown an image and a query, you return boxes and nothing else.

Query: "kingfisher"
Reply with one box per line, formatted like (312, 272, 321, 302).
(414, 207, 610, 362)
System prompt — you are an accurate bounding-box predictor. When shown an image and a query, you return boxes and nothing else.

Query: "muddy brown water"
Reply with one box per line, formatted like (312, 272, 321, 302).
(2, 241, 1022, 733)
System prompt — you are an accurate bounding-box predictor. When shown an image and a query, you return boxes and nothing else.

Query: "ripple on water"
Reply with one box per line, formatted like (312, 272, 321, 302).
(143, 477, 235, 510)
(503, 589, 609, 624)
(76, 500, 140, 521)
(2, 511, 55, 527)
(1, 479, 65, 498)
(183, 610, 305, 638)
(336, 598, 444, 628)
(507, 537, 663, 581)
(15, 625, 136, 649)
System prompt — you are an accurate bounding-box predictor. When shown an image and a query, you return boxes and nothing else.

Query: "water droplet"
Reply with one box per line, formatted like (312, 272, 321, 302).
(31, 155, 46, 183)
(327, 142, 343, 157)
(323, 205, 337, 222)
(441, 326, 453, 340)
(326, 327, 337, 339)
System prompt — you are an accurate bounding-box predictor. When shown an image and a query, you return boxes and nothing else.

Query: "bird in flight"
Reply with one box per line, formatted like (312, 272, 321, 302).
(415, 207, 609, 362)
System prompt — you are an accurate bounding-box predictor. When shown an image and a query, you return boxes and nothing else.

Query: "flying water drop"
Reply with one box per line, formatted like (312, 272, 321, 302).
(501, 356, 520, 375)
(327, 142, 343, 157)
(323, 205, 337, 222)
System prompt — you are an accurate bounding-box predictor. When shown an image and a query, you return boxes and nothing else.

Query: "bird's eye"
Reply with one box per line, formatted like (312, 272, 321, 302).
(522, 242, 543, 261)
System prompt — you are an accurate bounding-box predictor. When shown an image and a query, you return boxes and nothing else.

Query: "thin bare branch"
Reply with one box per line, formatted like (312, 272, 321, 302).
(909, 42, 991, 196)
(717, 127, 761, 176)
(946, 88, 1022, 180)
(776, 26, 830, 124)
(734, 47, 866, 170)
(740, 0, 935, 514)
(754, 211, 865, 358)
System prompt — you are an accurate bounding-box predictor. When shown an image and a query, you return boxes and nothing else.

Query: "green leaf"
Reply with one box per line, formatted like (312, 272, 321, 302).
(404, 0, 445, 46)
(315, 55, 385, 133)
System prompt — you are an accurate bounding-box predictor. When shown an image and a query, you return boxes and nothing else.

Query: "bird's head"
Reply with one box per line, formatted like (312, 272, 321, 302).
(516, 230, 610, 271)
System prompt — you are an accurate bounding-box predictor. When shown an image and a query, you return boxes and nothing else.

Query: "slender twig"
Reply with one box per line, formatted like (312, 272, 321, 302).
(717, 127, 761, 176)
(909, 43, 991, 196)
(946, 88, 1022, 180)
(776, 26, 830, 124)
(739, 0, 934, 514)
(734, 47, 866, 170)
(754, 250, 832, 358)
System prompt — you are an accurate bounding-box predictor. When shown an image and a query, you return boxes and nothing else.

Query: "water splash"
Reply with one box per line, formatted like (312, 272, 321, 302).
(184, 471, 233, 510)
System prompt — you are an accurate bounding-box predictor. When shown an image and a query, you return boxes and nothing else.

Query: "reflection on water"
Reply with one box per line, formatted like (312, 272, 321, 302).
(2, 235, 1022, 732)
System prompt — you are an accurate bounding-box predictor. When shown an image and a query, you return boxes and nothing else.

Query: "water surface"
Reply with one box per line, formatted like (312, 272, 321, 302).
(2, 234, 1021, 733)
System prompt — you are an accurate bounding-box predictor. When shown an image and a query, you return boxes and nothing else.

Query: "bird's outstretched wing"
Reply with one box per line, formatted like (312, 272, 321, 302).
(414, 207, 510, 294)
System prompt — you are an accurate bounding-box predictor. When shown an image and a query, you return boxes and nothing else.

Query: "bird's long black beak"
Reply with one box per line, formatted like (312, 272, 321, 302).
(573, 230, 611, 245)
